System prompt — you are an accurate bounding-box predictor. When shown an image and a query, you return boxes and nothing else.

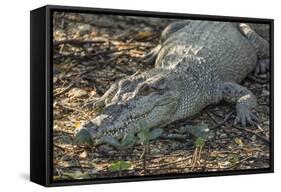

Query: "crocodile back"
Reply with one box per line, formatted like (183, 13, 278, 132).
(155, 21, 257, 83)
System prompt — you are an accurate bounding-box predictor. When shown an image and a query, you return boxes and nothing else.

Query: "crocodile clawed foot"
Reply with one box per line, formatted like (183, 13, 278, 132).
(234, 104, 258, 127)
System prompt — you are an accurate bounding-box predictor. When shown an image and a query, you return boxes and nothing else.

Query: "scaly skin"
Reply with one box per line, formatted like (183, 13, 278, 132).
(75, 21, 269, 145)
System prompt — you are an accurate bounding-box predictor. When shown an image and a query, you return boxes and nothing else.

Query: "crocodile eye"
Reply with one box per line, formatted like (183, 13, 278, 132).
(138, 83, 153, 96)
(150, 77, 167, 90)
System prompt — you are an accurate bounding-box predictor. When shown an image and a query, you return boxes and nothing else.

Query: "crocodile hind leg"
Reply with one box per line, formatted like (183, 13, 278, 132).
(238, 23, 270, 75)
(160, 20, 191, 43)
(143, 20, 190, 65)
(219, 82, 258, 127)
(142, 44, 161, 65)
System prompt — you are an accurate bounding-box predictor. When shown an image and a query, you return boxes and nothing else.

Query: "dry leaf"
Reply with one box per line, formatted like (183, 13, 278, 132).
(75, 122, 82, 129)
(137, 31, 153, 39)
(234, 138, 244, 146)
(68, 88, 88, 98)
(79, 150, 88, 159)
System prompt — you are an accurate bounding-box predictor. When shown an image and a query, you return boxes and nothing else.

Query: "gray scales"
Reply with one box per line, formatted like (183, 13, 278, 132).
(75, 20, 270, 146)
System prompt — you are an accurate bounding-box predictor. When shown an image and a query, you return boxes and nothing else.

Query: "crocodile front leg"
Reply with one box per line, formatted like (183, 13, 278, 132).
(219, 82, 258, 126)
(238, 23, 269, 59)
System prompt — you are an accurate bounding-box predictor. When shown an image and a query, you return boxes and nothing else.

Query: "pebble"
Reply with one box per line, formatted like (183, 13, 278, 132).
(261, 90, 270, 96)
(54, 111, 62, 119)
(78, 150, 88, 159)
(150, 148, 161, 155)
(259, 74, 268, 79)
(264, 120, 270, 125)
(78, 24, 92, 35)
(251, 135, 257, 142)
(219, 133, 228, 138)
(89, 90, 98, 97)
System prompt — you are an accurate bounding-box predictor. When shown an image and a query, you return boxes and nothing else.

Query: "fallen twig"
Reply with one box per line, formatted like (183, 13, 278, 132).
(54, 71, 88, 97)
(147, 155, 193, 169)
(57, 103, 91, 120)
(233, 126, 269, 142)
(54, 81, 76, 97)
(53, 143, 67, 151)
(225, 156, 252, 169)
(191, 146, 204, 170)
(73, 155, 85, 173)
(209, 110, 235, 130)
(54, 39, 107, 46)
(53, 128, 74, 135)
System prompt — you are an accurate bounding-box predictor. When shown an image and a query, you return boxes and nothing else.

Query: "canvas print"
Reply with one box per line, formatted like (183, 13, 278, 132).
(52, 11, 271, 181)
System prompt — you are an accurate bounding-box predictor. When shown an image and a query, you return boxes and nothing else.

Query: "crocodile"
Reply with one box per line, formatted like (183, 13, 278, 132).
(74, 20, 269, 146)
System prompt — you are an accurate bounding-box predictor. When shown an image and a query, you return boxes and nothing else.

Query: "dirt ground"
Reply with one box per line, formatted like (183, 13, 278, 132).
(52, 12, 271, 181)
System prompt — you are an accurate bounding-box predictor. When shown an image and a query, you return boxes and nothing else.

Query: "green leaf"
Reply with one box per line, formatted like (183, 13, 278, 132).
(59, 135, 73, 144)
(139, 120, 150, 133)
(109, 161, 132, 171)
(137, 121, 164, 144)
(194, 137, 205, 147)
(73, 129, 93, 146)
(229, 154, 240, 164)
(121, 132, 137, 148)
(149, 128, 164, 140)
(101, 136, 121, 148)
(137, 120, 151, 142)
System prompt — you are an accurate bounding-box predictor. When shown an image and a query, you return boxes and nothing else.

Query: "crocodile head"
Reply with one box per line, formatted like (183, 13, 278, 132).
(75, 72, 180, 146)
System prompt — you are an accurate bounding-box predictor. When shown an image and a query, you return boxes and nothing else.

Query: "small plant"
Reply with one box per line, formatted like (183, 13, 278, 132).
(137, 120, 164, 145)
(101, 133, 136, 176)
(191, 136, 206, 170)
(137, 120, 163, 173)
(109, 160, 132, 172)
(55, 170, 91, 180)
(194, 137, 206, 147)
(229, 154, 240, 165)
(73, 129, 94, 147)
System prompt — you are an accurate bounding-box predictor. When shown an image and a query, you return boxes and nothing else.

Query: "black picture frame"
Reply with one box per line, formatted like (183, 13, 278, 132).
(30, 4, 274, 187)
